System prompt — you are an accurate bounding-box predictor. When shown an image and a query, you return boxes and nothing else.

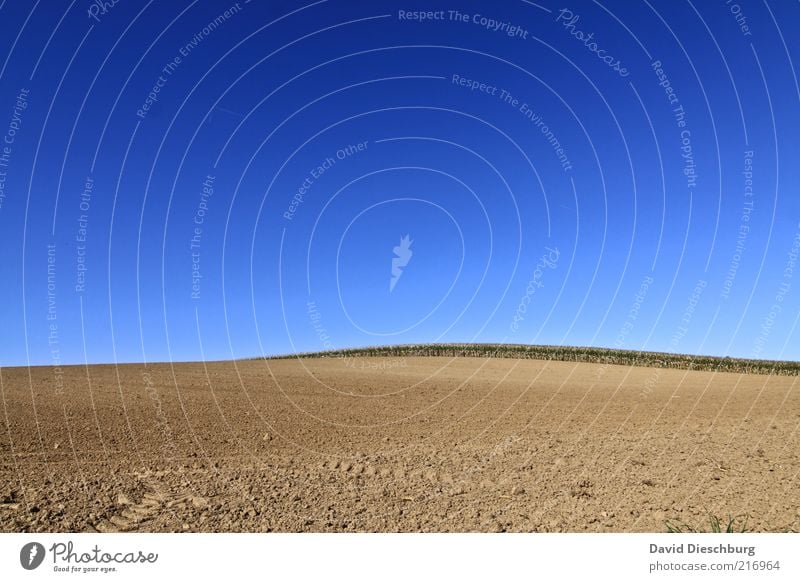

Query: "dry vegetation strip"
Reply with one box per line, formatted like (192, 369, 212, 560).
(265, 344, 800, 376)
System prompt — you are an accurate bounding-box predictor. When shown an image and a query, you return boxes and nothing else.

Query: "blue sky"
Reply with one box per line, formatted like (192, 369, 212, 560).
(0, 0, 799, 366)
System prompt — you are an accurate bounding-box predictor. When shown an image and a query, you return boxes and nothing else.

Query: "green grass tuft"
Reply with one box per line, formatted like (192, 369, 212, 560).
(666, 513, 749, 533)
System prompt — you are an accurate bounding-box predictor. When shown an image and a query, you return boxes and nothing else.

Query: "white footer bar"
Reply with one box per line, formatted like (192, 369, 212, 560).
(1, 533, 797, 581)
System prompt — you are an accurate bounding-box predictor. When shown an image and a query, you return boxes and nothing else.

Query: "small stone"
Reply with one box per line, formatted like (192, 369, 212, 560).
(117, 494, 132, 506)
(512, 486, 525, 496)
(190, 496, 209, 509)
(263, 433, 272, 442)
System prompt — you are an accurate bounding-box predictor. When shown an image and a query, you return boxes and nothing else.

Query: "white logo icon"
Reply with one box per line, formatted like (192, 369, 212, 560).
(390, 235, 413, 292)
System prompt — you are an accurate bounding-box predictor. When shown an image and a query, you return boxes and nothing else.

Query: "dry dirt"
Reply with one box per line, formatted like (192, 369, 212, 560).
(1, 356, 798, 532)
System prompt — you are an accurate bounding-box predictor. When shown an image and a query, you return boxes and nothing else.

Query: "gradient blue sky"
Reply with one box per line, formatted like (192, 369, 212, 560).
(1, 0, 799, 366)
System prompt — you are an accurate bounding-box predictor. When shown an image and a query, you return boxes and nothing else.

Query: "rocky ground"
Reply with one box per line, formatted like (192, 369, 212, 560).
(1, 357, 798, 532)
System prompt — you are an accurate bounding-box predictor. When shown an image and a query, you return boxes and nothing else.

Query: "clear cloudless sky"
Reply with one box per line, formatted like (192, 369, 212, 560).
(1, 0, 799, 366)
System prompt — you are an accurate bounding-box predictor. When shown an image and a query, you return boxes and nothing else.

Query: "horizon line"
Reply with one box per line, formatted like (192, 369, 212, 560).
(4, 341, 798, 371)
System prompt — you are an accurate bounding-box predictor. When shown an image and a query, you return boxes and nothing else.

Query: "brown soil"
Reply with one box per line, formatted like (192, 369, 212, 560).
(1, 357, 798, 532)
